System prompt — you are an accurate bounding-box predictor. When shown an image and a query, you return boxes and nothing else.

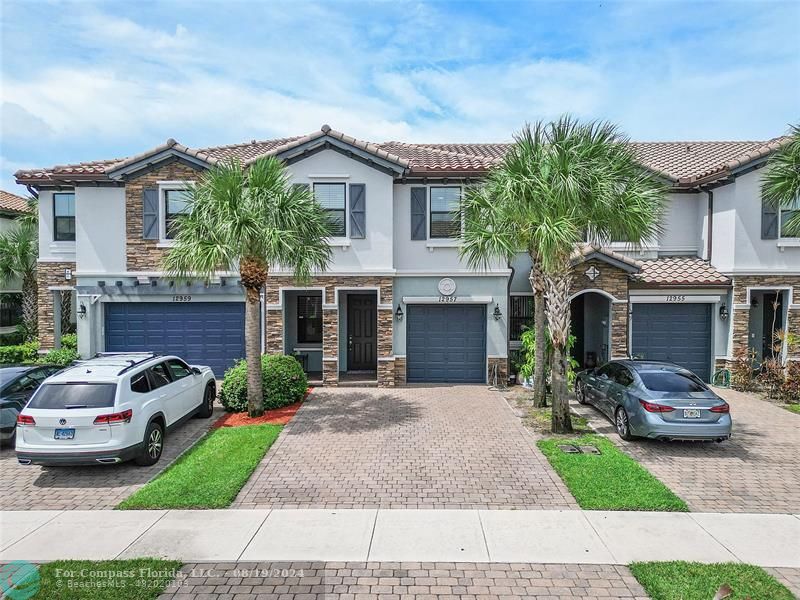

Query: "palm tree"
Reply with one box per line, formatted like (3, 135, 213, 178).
(163, 157, 333, 417)
(0, 201, 38, 340)
(762, 123, 800, 237)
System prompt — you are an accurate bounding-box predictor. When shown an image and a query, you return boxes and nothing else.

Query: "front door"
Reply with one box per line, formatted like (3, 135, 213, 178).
(762, 293, 784, 360)
(347, 294, 377, 371)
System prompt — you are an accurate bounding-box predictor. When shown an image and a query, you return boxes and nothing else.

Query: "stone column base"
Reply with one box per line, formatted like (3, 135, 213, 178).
(378, 359, 395, 387)
(394, 357, 407, 386)
(322, 360, 339, 386)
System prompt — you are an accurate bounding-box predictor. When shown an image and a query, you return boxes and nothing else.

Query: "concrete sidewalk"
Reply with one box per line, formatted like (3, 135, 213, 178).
(1, 509, 798, 567)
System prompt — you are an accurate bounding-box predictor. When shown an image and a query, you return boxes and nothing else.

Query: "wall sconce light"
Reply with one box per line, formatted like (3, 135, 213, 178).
(395, 305, 404, 321)
(493, 304, 502, 320)
(64, 268, 72, 281)
(719, 303, 729, 321)
(78, 303, 87, 319)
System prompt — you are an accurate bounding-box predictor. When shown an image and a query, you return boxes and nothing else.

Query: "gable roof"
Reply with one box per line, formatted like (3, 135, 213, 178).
(570, 243, 642, 273)
(631, 257, 730, 287)
(14, 125, 790, 188)
(0, 190, 32, 214)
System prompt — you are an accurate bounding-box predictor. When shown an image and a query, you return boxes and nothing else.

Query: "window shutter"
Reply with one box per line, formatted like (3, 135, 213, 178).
(349, 184, 366, 239)
(410, 187, 427, 240)
(761, 197, 779, 239)
(142, 188, 159, 240)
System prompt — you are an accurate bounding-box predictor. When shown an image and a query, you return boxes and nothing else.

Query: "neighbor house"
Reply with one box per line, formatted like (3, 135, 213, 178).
(14, 126, 798, 385)
(0, 190, 33, 336)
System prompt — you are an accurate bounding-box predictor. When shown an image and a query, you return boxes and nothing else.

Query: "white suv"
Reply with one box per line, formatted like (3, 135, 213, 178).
(15, 353, 216, 467)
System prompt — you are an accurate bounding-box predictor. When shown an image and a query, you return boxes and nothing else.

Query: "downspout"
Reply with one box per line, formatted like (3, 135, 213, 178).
(706, 188, 714, 262)
(26, 185, 39, 199)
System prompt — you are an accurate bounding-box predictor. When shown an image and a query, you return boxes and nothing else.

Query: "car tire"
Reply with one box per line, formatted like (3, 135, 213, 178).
(197, 382, 215, 418)
(575, 381, 588, 405)
(135, 421, 164, 466)
(615, 407, 635, 441)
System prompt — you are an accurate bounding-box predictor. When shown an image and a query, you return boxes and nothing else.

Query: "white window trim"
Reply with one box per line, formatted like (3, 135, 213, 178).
(778, 200, 800, 241)
(428, 185, 463, 241)
(313, 181, 350, 244)
(157, 182, 191, 245)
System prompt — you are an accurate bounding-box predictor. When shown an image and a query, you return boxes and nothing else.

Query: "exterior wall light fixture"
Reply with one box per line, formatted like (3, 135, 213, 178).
(493, 304, 502, 320)
(78, 303, 87, 319)
(719, 303, 729, 321)
(395, 305, 404, 321)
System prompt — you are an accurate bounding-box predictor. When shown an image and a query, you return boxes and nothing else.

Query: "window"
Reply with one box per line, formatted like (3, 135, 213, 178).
(314, 183, 346, 237)
(166, 359, 192, 381)
(780, 200, 799, 238)
(28, 383, 117, 409)
(510, 296, 534, 342)
(430, 187, 461, 238)
(297, 295, 322, 344)
(164, 189, 190, 239)
(130, 372, 151, 394)
(639, 371, 707, 393)
(53, 193, 75, 241)
(0, 294, 22, 328)
(613, 366, 634, 387)
(5, 375, 37, 395)
(147, 362, 173, 389)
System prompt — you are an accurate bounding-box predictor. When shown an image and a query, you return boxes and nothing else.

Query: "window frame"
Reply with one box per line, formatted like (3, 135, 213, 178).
(53, 192, 76, 242)
(509, 295, 534, 342)
(166, 359, 192, 381)
(163, 188, 191, 241)
(429, 186, 462, 239)
(296, 294, 323, 345)
(779, 199, 800, 239)
(146, 362, 174, 390)
(130, 370, 151, 394)
(313, 182, 347, 238)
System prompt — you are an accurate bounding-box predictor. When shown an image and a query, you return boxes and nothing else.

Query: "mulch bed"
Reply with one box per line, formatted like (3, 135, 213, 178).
(212, 388, 312, 428)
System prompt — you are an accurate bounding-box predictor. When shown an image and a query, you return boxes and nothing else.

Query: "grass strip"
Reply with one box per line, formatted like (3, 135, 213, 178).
(537, 434, 688, 511)
(629, 561, 794, 600)
(118, 424, 282, 509)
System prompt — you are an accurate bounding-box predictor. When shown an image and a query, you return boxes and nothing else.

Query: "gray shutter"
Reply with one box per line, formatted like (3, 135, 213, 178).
(349, 184, 366, 239)
(410, 187, 427, 240)
(142, 188, 159, 240)
(761, 197, 779, 239)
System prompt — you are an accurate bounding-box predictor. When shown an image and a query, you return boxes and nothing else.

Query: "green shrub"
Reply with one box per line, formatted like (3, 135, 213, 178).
(38, 347, 79, 366)
(0, 340, 39, 364)
(220, 354, 307, 413)
(0, 331, 23, 345)
(61, 333, 78, 350)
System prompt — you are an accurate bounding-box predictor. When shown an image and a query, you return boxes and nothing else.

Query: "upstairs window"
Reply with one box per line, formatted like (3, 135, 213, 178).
(297, 294, 322, 344)
(53, 193, 75, 241)
(164, 189, 190, 240)
(314, 183, 346, 237)
(430, 187, 461, 238)
(780, 200, 799, 238)
(509, 296, 534, 342)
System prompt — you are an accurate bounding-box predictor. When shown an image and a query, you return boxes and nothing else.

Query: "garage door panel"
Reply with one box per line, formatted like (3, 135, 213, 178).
(632, 303, 712, 381)
(407, 305, 486, 383)
(104, 302, 245, 378)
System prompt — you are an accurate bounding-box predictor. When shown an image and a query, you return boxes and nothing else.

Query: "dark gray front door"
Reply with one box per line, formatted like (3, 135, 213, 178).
(632, 303, 712, 381)
(406, 304, 486, 383)
(105, 302, 245, 378)
(347, 294, 377, 371)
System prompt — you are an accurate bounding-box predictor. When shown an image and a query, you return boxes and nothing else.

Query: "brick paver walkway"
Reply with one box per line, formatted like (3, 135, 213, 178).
(234, 386, 576, 509)
(571, 388, 800, 513)
(158, 562, 650, 599)
(0, 408, 220, 510)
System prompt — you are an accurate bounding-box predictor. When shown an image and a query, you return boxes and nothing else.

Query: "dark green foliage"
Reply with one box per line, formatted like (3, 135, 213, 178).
(220, 354, 307, 412)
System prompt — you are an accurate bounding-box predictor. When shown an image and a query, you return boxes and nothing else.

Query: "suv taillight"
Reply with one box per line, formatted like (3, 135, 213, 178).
(93, 409, 133, 425)
(17, 414, 35, 425)
(710, 403, 730, 413)
(639, 400, 675, 413)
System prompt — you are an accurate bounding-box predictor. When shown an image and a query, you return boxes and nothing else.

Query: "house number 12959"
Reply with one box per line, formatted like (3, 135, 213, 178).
(172, 295, 192, 302)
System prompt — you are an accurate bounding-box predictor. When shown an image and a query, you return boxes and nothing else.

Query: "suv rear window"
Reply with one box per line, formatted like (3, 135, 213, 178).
(639, 372, 707, 393)
(27, 383, 117, 409)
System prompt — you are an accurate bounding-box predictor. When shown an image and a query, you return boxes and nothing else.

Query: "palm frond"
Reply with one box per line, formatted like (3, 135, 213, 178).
(762, 124, 800, 236)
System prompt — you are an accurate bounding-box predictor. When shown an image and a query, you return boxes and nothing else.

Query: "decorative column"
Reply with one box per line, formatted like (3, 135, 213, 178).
(265, 308, 284, 354)
(377, 306, 395, 387)
(611, 303, 628, 358)
(322, 306, 339, 386)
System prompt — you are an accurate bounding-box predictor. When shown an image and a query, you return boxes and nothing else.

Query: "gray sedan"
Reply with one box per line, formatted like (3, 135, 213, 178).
(575, 360, 732, 442)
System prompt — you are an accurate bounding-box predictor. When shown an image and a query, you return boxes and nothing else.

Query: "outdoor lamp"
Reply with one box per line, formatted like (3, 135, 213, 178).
(493, 304, 502, 320)
(78, 303, 87, 319)
(719, 303, 729, 321)
(395, 305, 404, 321)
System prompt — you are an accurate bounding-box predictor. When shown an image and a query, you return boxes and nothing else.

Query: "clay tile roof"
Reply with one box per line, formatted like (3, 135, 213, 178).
(377, 142, 496, 173)
(632, 257, 730, 286)
(0, 190, 32, 214)
(570, 243, 644, 270)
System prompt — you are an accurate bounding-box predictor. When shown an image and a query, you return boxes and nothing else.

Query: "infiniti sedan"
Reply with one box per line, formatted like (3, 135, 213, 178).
(0, 365, 63, 446)
(575, 360, 732, 442)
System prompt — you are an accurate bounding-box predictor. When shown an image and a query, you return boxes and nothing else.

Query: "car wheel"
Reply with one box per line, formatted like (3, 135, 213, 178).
(135, 421, 164, 466)
(197, 382, 215, 418)
(615, 407, 635, 441)
(575, 381, 588, 405)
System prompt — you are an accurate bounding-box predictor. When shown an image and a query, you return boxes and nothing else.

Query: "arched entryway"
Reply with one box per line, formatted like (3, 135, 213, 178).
(569, 290, 613, 369)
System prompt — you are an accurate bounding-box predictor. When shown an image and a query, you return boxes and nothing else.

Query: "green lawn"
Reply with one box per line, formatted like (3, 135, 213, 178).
(537, 434, 688, 511)
(629, 561, 794, 600)
(8, 559, 182, 600)
(118, 424, 282, 509)
(784, 403, 800, 415)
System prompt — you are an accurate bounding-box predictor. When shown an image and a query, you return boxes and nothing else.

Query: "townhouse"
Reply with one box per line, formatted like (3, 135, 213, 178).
(0, 190, 34, 335)
(14, 126, 799, 385)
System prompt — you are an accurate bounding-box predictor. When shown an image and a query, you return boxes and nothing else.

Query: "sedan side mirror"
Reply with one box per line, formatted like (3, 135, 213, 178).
(191, 367, 202, 375)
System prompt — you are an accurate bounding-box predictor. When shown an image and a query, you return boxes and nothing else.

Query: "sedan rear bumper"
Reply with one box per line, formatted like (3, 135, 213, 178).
(16, 443, 143, 466)
(633, 414, 733, 441)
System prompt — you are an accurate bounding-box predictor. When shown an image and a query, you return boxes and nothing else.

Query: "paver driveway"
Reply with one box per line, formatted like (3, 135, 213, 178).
(0, 408, 220, 510)
(572, 388, 800, 513)
(235, 386, 576, 509)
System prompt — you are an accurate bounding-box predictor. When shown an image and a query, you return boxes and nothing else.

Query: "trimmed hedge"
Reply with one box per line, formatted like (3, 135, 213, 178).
(0, 341, 39, 364)
(38, 347, 79, 366)
(61, 333, 78, 350)
(220, 354, 308, 413)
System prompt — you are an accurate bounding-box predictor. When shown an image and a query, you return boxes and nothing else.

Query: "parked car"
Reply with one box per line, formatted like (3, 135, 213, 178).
(575, 360, 732, 442)
(15, 353, 216, 466)
(0, 365, 64, 447)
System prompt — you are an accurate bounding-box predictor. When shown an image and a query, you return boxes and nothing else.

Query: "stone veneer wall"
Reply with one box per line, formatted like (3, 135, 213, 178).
(394, 356, 407, 386)
(265, 308, 283, 354)
(36, 261, 76, 349)
(730, 275, 800, 361)
(322, 307, 339, 386)
(570, 259, 631, 358)
(126, 160, 202, 271)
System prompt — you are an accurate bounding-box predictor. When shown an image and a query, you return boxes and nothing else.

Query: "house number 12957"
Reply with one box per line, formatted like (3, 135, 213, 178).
(438, 296, 457, 303)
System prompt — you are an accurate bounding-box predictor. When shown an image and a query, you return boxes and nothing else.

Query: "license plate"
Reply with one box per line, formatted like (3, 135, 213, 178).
(683, 409, 701, 419)
(54, 428, 75, 440)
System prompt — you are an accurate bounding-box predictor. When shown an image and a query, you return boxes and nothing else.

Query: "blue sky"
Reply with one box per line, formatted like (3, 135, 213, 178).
(1, 0, 798, 193)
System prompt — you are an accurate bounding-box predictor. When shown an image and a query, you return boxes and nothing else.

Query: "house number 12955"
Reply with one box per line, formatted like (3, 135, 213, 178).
(172, 295, 192, 302)
(665, 295, 686, 303)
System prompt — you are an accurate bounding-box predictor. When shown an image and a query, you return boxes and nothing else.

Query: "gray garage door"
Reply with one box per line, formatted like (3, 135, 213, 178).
(105, 302, 245, 378)
(632, 303, 712, 381)
(406, 304, 486, 383)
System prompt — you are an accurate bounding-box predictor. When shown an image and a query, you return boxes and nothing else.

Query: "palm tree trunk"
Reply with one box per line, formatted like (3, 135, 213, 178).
(544, 260, 574, 434)
(528, 252, 547, 407)
(240, 256, 268, 418)
(21, 274, 38, 341)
